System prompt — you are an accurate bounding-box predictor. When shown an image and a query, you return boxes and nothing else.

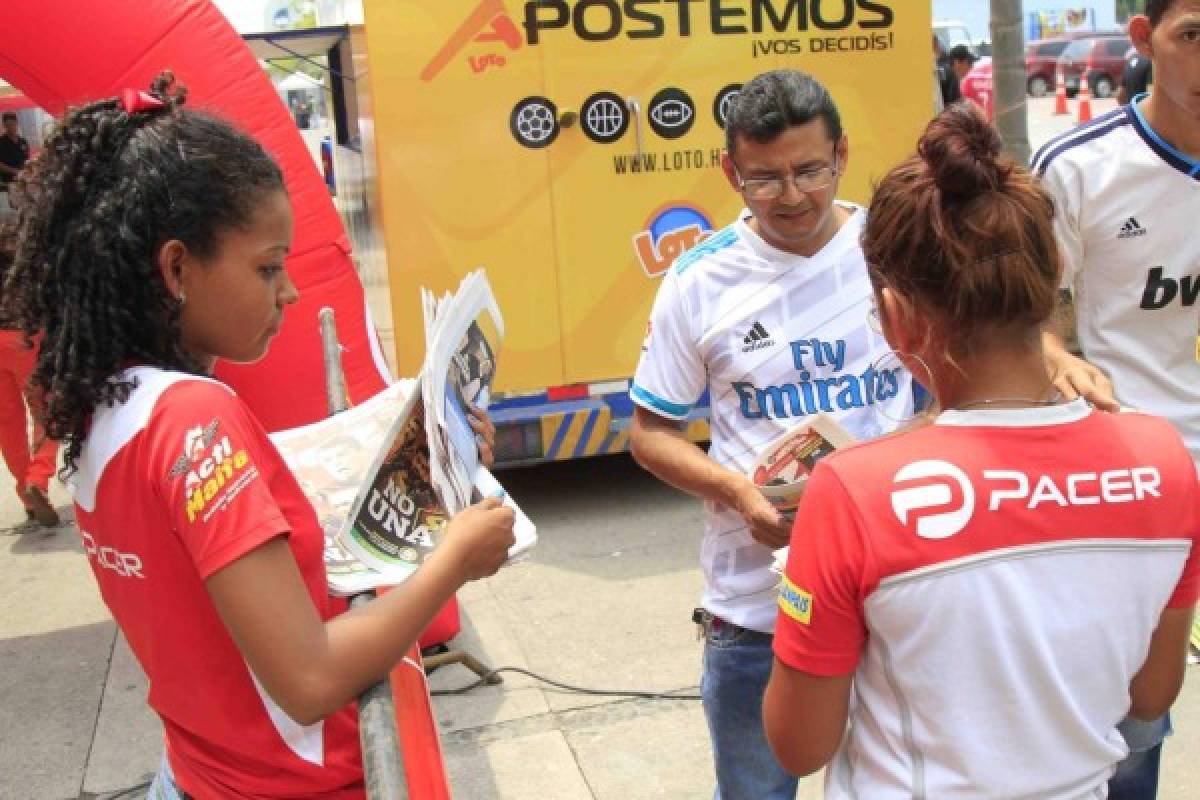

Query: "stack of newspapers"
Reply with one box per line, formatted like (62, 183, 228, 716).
(271, 270, 536, 596)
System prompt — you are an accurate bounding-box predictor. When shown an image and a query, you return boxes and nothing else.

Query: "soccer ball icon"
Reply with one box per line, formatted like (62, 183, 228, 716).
(516, 105, 554, 141)
(510, 96, 559, 149)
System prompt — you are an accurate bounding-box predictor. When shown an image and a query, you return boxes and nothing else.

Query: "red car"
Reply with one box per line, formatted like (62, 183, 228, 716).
(1057, 33, 1132, 98)
(1025, 36, 1080, 96)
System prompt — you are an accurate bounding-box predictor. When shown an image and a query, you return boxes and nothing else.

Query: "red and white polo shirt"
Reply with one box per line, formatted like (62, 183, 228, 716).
(70, 367, 362, 798)
(775, 400, 1200, 798)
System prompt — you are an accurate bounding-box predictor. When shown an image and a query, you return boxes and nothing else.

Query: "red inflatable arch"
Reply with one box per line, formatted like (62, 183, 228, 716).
(0, 0, 390, 431)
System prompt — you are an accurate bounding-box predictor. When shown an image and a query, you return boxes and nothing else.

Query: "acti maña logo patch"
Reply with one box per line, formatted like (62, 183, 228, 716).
(632, 204, 712, 278)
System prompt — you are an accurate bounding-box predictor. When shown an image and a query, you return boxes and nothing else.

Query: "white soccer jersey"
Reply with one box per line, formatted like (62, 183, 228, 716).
(1034, 100, 1200, 466)
(632, 204, 913, 632)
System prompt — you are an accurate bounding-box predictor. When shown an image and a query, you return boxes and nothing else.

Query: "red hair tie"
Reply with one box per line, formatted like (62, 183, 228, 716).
(120, 88, 166, 115)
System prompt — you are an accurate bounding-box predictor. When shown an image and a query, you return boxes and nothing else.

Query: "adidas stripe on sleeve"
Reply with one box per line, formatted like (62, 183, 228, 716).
(632, 265, 707, 420)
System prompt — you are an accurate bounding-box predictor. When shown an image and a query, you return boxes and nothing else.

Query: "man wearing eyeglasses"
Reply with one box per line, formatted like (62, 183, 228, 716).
(629, 69, 914, 799)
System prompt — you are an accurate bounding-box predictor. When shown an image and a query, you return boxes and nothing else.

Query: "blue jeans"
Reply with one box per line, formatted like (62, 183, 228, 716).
(700, 613, 798, 800)
(147, 753, 192, 799)
(1108, 714, 1170, 800)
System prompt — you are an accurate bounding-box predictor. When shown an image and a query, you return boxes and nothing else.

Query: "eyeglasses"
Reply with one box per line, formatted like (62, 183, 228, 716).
(867, 306, 882, 333)
(734, 159, 839, 200)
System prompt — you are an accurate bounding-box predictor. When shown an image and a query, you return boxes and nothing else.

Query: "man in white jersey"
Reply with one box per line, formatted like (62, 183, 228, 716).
(1035, 2, 1200, 796)
(629, 70, 913, 799)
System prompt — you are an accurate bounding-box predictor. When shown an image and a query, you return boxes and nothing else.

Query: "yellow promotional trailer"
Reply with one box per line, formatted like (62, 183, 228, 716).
(361, 0, 933, 464)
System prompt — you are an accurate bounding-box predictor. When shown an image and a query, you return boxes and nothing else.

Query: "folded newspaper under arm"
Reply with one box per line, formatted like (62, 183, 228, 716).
(270, 270, 537, 596)
(751, 413, 856, 576)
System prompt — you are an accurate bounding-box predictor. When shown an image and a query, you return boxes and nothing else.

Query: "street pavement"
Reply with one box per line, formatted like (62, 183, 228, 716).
(3, 93, 1198, 799)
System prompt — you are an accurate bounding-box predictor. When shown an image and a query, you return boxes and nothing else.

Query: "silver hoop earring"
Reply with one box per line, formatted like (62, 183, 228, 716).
(870, 349, 935, 425)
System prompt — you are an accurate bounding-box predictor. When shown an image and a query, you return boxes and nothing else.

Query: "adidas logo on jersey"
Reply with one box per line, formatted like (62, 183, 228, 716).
(1117, 217, 1146, 239)
(742, 321, 774, 352)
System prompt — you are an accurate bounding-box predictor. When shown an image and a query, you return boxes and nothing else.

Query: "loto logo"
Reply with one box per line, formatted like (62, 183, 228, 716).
(632, 204, 712, 278)
(890, 459, 975, 540)
(421, 0, 524, 81)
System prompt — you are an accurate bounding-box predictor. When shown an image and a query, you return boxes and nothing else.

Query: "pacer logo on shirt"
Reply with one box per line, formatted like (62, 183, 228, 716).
(779, 575, 813, 625)
(170, 420, 257, 525)
(80, 529, 145, 579)
(890, 459, 976, 539)
(890, 459, 1164, 540)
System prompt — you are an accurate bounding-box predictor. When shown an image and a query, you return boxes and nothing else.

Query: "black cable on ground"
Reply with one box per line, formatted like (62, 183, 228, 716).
(430, 665, 701, 700)
(91, 672, 698, 798)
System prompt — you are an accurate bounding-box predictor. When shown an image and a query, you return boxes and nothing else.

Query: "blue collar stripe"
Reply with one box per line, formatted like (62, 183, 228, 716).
(1130, 95, 1200, 180)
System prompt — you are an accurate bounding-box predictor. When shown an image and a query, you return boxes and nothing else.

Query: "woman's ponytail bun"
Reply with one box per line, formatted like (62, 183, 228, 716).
(919, 103, 1010, 199)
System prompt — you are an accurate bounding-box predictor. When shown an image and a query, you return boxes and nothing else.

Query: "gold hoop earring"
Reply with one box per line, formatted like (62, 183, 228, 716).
(178, 290, 186, 306)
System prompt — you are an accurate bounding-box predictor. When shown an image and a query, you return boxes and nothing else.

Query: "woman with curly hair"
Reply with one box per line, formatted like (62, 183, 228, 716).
(2, 73, 515, 798)
(763, 104, 1199, 797)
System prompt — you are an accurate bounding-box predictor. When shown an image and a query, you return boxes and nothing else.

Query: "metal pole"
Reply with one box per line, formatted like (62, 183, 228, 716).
(319, 307, 350, 416)
(991, 0, 1031, 164)
(353, 593, 410, 800)
(319, 306, 409, 800)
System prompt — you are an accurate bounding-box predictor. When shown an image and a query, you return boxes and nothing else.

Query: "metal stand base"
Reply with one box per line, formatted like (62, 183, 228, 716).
(423, 649, 503, 684)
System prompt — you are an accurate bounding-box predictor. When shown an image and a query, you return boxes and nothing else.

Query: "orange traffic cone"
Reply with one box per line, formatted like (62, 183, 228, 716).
(1077, 79, 1093, 124)
(1053, 70, 1069, 115)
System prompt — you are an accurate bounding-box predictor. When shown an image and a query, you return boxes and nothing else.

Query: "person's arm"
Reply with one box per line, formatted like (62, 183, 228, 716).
(629, 265, 791, 548)
(1036, 157, 1121, 411)
(1042, 292, 1119, 411)
(1128, 607, 1194, 720)
(630, 406, 790, 548)
(765, 466, 868, 774)
(764, 665, 852, 775)
(154, 383, 515, 725)
(1130, 478, 1200, 720)
(207, 498, 514, 726)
